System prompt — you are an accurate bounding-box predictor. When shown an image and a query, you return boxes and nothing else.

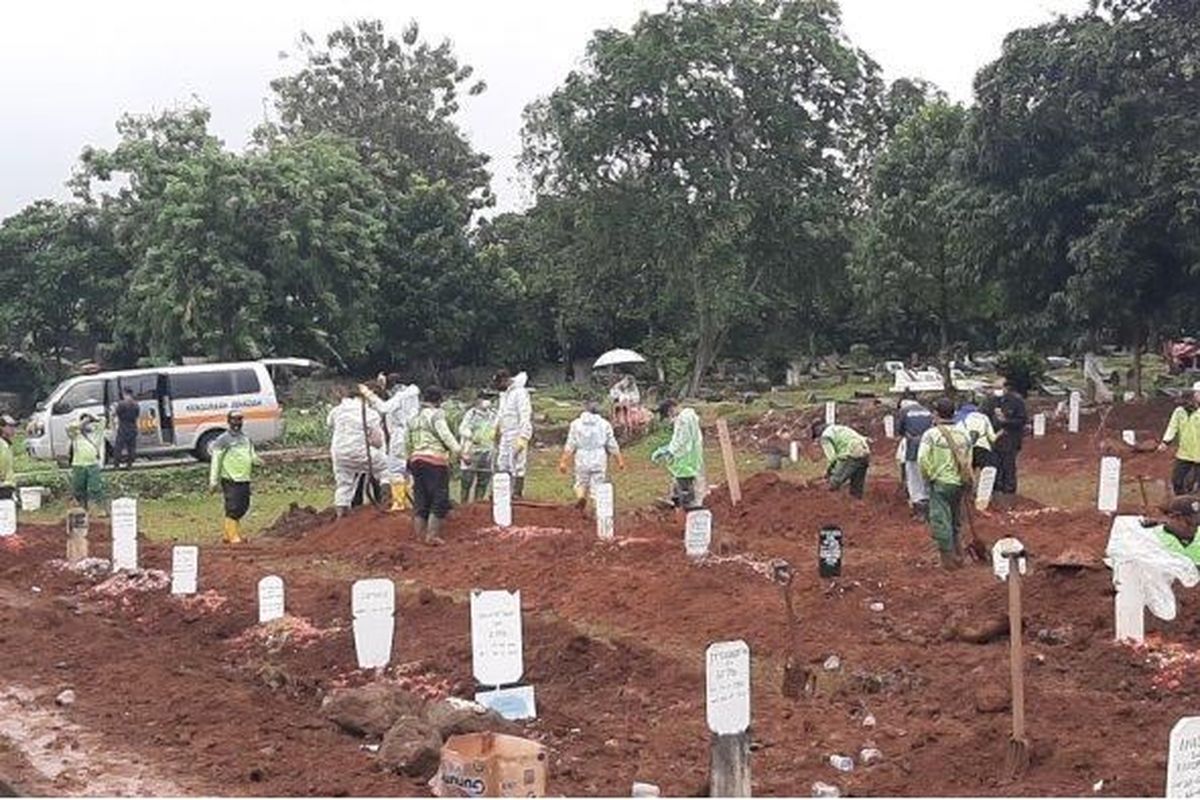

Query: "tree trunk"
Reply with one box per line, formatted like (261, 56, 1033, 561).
(938, 317, 954, 399)
(1132, 327, 1144, 400)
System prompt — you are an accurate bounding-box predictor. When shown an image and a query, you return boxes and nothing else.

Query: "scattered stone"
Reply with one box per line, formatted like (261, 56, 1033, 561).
(1036, 626, 1072, 646)
(862, 713, 877, 728)
(974, 685, 1009, 714)
(321, 684, 427, 737)
(1034, 654, 1047, 665)
(860, 747, 883, 765)
(424, 696, 514, 738)
(954, 616, 1010, 644)
(811, 781, 841, 797)
(823, 655, 841, 671)
(377, 715, 442, 779)
(869, 602, 885, 613)
(1092, 779, 1104, 793)
(604, 738, 620, 749)
(55, 689, 76, 707)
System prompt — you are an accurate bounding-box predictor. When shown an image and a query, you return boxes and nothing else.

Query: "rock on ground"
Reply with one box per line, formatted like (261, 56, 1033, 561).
(974, 684, 1010, 714)
(378, 715, 443, 778)
(424, 697, 515, 738)
(321, 684, 427, 737)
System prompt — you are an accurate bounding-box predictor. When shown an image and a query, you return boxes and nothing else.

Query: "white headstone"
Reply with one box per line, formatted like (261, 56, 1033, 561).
(825, 401, 836, 426)
(991, 537, 1027, 581)
(685, 509, 712, 559)
(883, 415, 895, 439)
(1167, 717, 1200, 797)
(1068, 391, 1081, 434)
(170, 545, 198, 595)
(258, 575, 285, 624)
(1113, 560, 1146, 644)
(492, 472, 512, 528)
(1033, 413, 1047, 438)
(1122, 429, 1136, 447)
(593, 482, 614, 541)
(0, 499, 15, 537)
(1124, 391, 1137, 403)
(352, 578, 396, 669)
(110, 497, 138, 572)
(789, 441, 799, 463)
(705, 640, 751, 735)
(475, 685, 537, 721)
(1098, 456, 1122, 513)
(471, 589, 524, 686)
(975, 466, 998, 511)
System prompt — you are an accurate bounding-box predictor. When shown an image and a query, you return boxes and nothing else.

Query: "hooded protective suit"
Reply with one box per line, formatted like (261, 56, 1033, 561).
(564, 410, 620, 494)
(327, 397, 387, 508)
(365, 384, 420, 482)
(496, 372, 533, 478)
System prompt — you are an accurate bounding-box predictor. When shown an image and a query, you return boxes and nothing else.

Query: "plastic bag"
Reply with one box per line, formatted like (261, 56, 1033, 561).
(1105, 515, 1200, 621)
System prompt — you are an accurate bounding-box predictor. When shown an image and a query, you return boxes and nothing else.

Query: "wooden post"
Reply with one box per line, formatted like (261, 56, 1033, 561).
(710, 731, 751, 797)
(716, 418, 741, 506)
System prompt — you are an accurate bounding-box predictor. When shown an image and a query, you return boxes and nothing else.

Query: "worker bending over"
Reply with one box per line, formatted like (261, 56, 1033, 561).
(68, 413, 106, 513)
(1159, 382, 1200, 496)
(406, 387, 463, 546)
(812, 421, 870, 499)
(918, 398, 973, 570)
(360, 375, 420, 512)
(327, 386, 387, 516)
(652, 399, 705, 513)
(458, 392, 497, 502)
(559, 400, 625, 511)
(494, 370, 533, 498)
(208, 409, 260, 544)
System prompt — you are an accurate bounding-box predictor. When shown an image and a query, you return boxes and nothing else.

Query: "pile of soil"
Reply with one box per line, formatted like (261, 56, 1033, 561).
(2, 411, 1197, 796)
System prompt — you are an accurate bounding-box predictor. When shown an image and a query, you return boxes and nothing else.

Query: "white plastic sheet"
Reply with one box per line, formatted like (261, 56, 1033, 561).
(1105, 515, 1200, 621)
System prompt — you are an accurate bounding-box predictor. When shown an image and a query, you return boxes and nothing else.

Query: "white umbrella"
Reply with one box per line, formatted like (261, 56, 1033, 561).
(593, 348, 646, 369)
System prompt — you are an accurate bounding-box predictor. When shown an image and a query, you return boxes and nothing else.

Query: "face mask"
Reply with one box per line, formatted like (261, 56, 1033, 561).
(479, 400, 492, 409)
(993, 389, 1005, 397)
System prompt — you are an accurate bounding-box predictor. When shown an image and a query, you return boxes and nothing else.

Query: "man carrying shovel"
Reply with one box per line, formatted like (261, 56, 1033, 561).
(918, 398, 974, 569)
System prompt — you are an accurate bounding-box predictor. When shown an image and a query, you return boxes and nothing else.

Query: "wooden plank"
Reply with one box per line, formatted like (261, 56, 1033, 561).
(710, 731, 751, 797)
(716, 418, 741, 507)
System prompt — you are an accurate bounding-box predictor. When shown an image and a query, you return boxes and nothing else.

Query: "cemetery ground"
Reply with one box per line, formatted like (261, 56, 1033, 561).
(2, 397, 1198, 796)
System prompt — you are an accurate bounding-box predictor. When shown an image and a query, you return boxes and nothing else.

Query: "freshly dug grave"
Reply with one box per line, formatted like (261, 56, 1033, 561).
(2, 430, 1199, 796)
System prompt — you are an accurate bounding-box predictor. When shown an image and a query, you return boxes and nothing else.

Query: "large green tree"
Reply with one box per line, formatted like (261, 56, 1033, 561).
(523, 0, 883, 394)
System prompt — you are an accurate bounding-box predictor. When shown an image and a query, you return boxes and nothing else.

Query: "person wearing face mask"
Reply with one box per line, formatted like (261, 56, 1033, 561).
(559, 399, 625, 511)
(208, 409, 261, 544)
(68, 413, 107, 513)
(980, 378, 1027, 496)
(1158, 381, 1200, 496)
(359, 374, 420, 513)
(458, 391, 498, 502)
(494, 370, 533, 498)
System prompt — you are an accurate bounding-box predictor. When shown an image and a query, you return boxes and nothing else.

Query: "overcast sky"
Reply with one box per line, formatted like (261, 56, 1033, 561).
(0, 0, 1087, 220)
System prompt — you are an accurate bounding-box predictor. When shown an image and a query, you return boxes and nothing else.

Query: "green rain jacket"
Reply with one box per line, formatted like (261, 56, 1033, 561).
(1163, 406, 1200, 463)
(917, 425, 972, 486)
(209, 431, 260, 486)
(666, 408, 704, 479)
(69, 422, 106, 468)
(819, 424, 870, 464)
(0, 437, 14, 489)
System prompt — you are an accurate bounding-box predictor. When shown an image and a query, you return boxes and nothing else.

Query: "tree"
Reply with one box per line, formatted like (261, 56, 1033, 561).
(269, 19, 491, 216)
(523, 0, 882, 394)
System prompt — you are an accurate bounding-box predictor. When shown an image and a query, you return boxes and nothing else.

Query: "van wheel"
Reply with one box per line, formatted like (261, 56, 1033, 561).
(195, 430, 223, 462)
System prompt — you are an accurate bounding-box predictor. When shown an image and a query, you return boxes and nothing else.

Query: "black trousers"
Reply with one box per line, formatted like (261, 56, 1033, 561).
(1172, 459, 1200, 496)
(115, 429, 138, 468)
(995, 447, 1019, 494)
(221, 479, 251, 520)
(410, 460, 451, 520)
(972, 447, 997, 471)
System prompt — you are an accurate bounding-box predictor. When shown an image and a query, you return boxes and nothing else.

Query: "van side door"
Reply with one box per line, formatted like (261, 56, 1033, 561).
(116, 373, 164, 450)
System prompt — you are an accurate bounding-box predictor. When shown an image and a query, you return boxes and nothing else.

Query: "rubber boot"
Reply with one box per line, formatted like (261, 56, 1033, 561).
(223, 517, 243, 544)
(412, 515, 427, 541)
(938, 550, 962, 571)
(425, 515, 446, 546)
(460, 475, 473, 504)
(514, 476, 525, 499)
(229, 518, 243, 544)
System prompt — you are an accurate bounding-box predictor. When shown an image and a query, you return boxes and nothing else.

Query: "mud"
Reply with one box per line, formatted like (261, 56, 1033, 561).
(1, 398, 1197, 796)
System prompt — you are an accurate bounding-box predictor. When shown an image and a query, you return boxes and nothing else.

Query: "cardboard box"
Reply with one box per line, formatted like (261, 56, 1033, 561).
(431, 732, 547, 797)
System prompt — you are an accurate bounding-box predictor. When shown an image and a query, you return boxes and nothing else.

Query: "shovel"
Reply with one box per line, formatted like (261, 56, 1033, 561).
(1004, 550, 1030, 780)
(1136, 474, 1151, 515)
(960, 492, 989, 563)
(772, 560, 805, 698)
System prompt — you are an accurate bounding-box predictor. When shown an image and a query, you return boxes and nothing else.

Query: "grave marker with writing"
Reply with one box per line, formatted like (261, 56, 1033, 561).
(258, 575, 285, 624)
(1098, 456, 1122, 513)
(883, 415, 895, 439)
(171, 546, 198, 595)
(352, 578, 395, 669)
(1033, 413, 1046, 438)
(593, 482, 614, 541)
(685, 510, 713, 560)
(492, 473, 512, 528)
(706, 640, 751, 735)
(1113, 560, 1146, 643)
(471, 589, 524, 687)
(110, 497, 138, 572)
(1167, 717, 1200, 797)
(975, 466, 997, 511)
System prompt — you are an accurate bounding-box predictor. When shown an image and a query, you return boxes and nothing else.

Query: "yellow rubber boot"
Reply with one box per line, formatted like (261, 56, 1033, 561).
(223, 517, 243, 544)
(390, 479, 412, 512)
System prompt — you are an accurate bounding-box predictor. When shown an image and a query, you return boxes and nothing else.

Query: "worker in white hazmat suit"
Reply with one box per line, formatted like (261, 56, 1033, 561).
(359, 374, 420, 512)
(326, 385, 388, 516)
(493, 369, 533, 498)
(559, 399, 625, 511)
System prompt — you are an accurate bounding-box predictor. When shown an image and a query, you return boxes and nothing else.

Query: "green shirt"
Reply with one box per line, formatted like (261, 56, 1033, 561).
(407, 406, 461, 461)
(819, 424, 869, 464)
(917, 424, 971, 486)
(209, 431, 259, 484)
(1163, 406, 1200, 463)
(69, 423, 105, 467)
(458, 406, 497, 455)
(666, 408, 704, 479)
(0, 437, 14, 488)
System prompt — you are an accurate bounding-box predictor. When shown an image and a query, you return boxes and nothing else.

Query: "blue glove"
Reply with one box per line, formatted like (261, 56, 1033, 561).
(651, 445, 672, 464)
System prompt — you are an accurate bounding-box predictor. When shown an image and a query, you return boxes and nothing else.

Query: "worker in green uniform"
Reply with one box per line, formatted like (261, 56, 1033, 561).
(918, 398, 974, 570)
(0, 414, 17, 501)
(811, 421, 870, 499)
(1159, 381, 1200, 496)
(68, 413, 106, 513)
(208, 409, 260, 544)
(652, 399, 705, 514)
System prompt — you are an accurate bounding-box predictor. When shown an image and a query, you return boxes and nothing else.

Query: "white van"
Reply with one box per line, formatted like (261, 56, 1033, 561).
(25, 361, 288, 464)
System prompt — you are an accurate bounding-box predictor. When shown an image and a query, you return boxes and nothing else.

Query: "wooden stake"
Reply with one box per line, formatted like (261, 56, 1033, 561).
(716, 418, 741, 506)
(710, 731, 751, 797)
(1005, 553, 1030, 779)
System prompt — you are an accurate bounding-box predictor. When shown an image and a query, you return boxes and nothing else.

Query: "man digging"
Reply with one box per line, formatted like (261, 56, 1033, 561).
(810, 420, 870, 499)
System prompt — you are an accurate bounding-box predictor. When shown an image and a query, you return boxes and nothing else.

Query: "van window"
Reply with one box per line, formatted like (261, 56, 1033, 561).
(118, 374, 158, 401)
(59, 380, 104, 411)
(171, 371, 235, 399)
(233, 369, 261, 394)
